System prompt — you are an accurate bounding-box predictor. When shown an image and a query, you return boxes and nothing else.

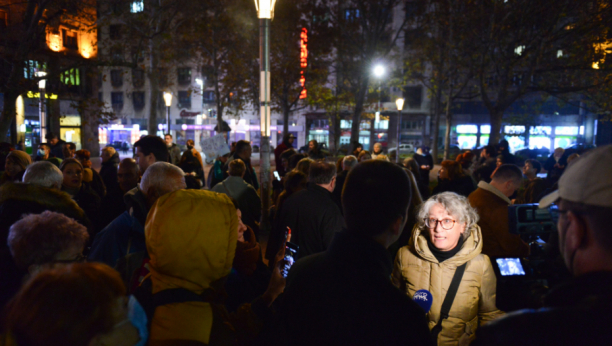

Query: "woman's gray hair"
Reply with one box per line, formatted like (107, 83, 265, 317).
(23, 161, 64, 189)
(417, 192, 479, 234)
(141, 162, 186, 197)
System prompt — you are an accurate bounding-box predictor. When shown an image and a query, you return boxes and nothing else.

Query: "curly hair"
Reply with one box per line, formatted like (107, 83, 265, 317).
(8, 211, 89, 270)
(417, 192, 479, 236)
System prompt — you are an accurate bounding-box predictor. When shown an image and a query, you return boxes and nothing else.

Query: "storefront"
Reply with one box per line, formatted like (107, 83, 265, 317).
(99, 124, 142, 152)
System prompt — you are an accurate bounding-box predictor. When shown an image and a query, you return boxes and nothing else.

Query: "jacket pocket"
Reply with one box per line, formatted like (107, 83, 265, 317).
(458, 315, 478, 346)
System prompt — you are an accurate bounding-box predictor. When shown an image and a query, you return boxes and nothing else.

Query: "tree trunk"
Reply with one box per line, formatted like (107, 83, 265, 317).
(489, 110, 504, 146)
(0, 91, 18, 143)
(328, 113, 341, 155)
(443, 91, 453, 160)
(430, 90, 442, 163)
(147, 36, 161, 136)
(349, 77, 369, 152)
(282, 102, 289, 137)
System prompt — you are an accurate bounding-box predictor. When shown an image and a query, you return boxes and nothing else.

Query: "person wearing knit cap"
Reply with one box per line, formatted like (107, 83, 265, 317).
(0, 151, 32, 186)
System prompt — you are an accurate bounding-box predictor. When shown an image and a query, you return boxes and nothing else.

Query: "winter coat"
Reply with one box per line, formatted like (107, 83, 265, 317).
(413, 153, 434, 186)
(392, 224, 504, 346)
(432, 176, 477, 198)
(146, 189, 238, 345)
(225, 154, 259, 191)
(468, 182, 530, 259)
(515, 178, 547, 204)
(64, 183, 102, 235)
(212, 176, 261, 238)
(99, 153, 120, 193)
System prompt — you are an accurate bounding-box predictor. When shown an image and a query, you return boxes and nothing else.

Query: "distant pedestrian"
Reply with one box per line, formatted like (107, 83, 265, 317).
(165, 133, 182, 165)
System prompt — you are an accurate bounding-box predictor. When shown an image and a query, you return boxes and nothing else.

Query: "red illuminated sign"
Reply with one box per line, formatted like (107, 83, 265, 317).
(300, 28, 308, 99)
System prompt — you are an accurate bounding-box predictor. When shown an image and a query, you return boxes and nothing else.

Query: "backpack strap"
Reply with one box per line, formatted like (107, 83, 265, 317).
(431, 262, 467, 345)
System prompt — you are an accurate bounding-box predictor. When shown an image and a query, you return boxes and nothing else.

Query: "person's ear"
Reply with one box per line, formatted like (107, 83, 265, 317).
(147, 152, 156, 164)
(564, 211, 587, 253)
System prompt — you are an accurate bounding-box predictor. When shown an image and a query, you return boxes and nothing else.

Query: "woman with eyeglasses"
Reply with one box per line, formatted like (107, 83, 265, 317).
(392, 192, 503, 346)
(1, 211, 89, 311)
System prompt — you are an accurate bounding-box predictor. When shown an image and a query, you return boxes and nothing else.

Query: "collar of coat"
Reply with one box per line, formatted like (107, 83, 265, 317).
(409, 223, 484, 266)
(477, 180, 511, 204)
(0, 182, 86, 220)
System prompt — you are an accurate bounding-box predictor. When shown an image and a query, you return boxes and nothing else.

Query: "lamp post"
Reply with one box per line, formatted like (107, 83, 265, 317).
(395, 98, 404, 164)
(36, 71, 47, 143)
(163, 92, 172, 136)
(254, 0, 277, 235)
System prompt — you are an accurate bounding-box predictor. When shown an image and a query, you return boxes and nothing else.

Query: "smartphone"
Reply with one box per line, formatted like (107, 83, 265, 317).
(496, 258, 526, 276)
(273, 171, 281, 181)
(281, 242, 298, 278)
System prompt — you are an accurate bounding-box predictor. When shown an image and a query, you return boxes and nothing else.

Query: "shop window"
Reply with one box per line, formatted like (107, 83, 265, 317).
(132, 69, 144, 88)
(132, 92, 145, 110)
(62, 29, 78, 50)
(111, 47, 123, 62)
(23, 60, 45, 80)
(109, 25, 122, 40)
(110, 70, 123, 87)
(344, 8, 360, 22)
(111, 92, 124, 111)
(178, 90, 191, 109)
(177, 68, 191, 85)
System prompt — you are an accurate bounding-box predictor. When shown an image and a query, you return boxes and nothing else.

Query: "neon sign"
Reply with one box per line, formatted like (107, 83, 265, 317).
(299, 28, 308, 99)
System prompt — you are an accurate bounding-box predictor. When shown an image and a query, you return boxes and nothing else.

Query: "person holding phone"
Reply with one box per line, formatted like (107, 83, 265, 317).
(392, 192, 503, 346)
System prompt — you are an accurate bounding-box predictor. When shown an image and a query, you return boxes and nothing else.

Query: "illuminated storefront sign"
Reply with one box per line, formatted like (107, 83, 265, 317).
(299, 28, 308, 99)
(26, 91, 58, 99)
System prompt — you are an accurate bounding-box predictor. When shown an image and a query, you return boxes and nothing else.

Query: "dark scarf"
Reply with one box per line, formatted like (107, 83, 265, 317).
(427, 235, 464, 263)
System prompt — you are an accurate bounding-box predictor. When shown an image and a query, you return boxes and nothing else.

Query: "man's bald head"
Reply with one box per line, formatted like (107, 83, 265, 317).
(118, 159, 140, 192)
(140, 162, 186, 207)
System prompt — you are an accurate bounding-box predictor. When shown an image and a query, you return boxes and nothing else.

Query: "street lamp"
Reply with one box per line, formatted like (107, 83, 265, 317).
(163, 92, 172, 135)
(36, 71, 47, 143)
(395, 98, 404, 164)
(254, 0, 277, 234)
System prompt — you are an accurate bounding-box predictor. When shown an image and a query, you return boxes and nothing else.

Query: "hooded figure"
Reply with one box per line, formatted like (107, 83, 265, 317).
(146, 189, 238, 345)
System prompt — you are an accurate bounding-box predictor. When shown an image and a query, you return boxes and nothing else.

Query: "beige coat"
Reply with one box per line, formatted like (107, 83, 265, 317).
(392, 224, 503, 346)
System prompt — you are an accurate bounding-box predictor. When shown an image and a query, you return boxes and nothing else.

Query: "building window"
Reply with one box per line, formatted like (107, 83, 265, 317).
(62, 29, 78, 49)
(62, 68, 81, 86)
(203, 90, 215, 103)
(130, 46, 145, 63)
(109, 25, 122, 40)
(131, 0, 144, 13)
(132, 69, 144, 88)
(110, 70, 123, 87)
(345, 8, 360, 22)
(132, 91, 145, 110)
(178, 90, 191, 109)
(111, 47, 123, 62)
(403, 85, 422, 108)
(111, 92, 124, 111)
(23, 60, 45, 79)
(177, 68, 191, 85)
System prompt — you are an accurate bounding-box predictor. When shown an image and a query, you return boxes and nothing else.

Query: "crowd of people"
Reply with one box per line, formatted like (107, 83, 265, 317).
(0, 132, 610, 346)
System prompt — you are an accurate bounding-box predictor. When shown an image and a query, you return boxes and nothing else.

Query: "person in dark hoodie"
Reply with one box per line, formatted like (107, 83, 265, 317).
(274, 133, 296, 177)
(99, 146, 120, 193)
(432, 160, 477, 197)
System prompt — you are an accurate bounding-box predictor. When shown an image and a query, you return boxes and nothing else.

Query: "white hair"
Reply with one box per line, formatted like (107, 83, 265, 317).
(342, 155, 358, 170)
(140, 162, 186, 197)
(417, 192, 479, 235)
(23, 162, 64, 189)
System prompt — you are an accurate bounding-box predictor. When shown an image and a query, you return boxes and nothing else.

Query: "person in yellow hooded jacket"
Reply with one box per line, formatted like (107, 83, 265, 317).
(145, 189, 285, 346)
(392, 192, 504, 346)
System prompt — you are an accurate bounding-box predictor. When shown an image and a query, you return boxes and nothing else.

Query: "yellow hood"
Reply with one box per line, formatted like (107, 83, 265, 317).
(146, 189, 238, 344)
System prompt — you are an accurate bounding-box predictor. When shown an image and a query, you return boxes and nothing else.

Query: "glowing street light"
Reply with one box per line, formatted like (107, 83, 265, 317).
(35, 71, 47, 142)
(395, 98, 405, 164)
(373, 65, 385, 77)
(163, 92, 172, 135)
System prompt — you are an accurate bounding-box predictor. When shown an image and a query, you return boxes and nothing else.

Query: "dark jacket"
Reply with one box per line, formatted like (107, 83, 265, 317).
(515, 178, 547, 204)
(65, 183, 102, 235)
(50, 139, 67, 159)
(272, 231, 434, 346)
(88, 187, 148, 267)
(99, 153, 120, 193)
(413, 153, 434, 185)
(432, 175, 477, 197)
(474, 271, 612, 346)
(99, 185, 129, 230)
(472, 158, 497, 183)
(274, 141, 292, 176)
(543, 153, 568, 186)
(276, 183, 344, 258)
(212, 176, 262, 237)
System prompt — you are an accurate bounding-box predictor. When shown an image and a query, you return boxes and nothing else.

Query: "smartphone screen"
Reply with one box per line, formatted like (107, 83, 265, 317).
(281, 242, 298, 278)
(273, 171, 280, 181)
(496, 258, 526, 276)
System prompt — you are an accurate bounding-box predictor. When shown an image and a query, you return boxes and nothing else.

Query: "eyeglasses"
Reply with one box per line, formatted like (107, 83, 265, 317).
(424, 218, 456, 230)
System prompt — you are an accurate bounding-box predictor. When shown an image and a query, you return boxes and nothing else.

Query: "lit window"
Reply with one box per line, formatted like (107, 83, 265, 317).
(504, 126, 525, 135)
(514, 45, 525, 55)
(24, 60, 45, 79)
(557, 50, 563, 58)
(62, 69, 81, 86)
(456, 125, 478, 134)
(480, 125, 491, 134)
(62, 29, 78, 50)
(131, 1, 144, 13)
